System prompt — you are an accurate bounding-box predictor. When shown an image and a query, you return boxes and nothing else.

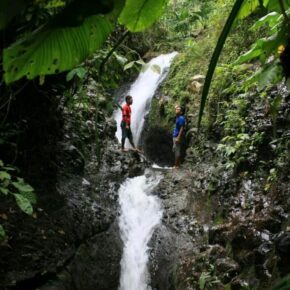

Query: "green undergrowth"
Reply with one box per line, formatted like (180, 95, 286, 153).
(141, 2, 261, 133)
(147, 2, 290, 289)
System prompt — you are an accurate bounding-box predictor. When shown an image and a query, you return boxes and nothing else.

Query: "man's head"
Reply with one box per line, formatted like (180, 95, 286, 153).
(175, 105, 183, 116)
(126, 95, 133, 105)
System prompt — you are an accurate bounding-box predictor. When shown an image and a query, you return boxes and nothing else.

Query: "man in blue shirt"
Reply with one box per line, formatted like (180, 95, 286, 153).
(172, 105, 186, 168)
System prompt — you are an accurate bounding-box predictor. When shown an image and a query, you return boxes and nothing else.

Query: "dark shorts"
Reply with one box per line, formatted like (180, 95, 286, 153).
(121, 121, 133, 140)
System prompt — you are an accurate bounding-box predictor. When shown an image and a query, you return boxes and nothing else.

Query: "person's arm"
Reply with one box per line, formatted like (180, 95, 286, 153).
(176, 117, 185, 143)
(175, 126, 184, 143)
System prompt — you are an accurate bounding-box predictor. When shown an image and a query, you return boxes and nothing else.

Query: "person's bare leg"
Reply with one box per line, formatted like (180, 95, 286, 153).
(129, 136, 140, 152)
(174, 156, 180, 168)
(129, 139, 136, 149)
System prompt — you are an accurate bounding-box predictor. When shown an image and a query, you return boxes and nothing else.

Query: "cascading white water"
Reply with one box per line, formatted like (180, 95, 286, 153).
(114, 52, 178, 147)
(115, 52, 177, 290)
(118, 173, 162, 290)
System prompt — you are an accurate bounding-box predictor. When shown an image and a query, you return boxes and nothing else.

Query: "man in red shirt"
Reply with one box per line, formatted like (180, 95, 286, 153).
(121, 95, 137, 151)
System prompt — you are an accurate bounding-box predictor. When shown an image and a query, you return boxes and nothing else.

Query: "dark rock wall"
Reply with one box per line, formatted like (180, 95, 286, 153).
(143, 84, 290, 289)
(0, 76, 149, 290)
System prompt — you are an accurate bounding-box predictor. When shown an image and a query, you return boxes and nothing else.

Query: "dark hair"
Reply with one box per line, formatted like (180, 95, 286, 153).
(125, 95, 132, 102)
(175, 105, 184, 114)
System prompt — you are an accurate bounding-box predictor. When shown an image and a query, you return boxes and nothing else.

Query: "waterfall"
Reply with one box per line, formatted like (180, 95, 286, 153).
(115, 53, 177, 290)
(118, 173, 162, 290)
(114, 52, 178, 147)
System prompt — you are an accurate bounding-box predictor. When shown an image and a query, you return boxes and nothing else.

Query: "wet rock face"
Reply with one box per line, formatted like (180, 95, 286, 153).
(275, 232, 290, 275)
(0, 84, 150, 290)
(142, 126, 175, 166)
(146, 148, 290, 290)
(40, 224, 122, 290)
(43, 141, 150, 290)
(148, 169, 202, 289)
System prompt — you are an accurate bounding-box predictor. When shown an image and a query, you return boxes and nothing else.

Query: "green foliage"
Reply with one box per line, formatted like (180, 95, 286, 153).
(233, 7, 289, 91)
(250, 12, 279, 30)
(217, 132, 264, 169)
(158, 1, 257, 131)
(0, 160, 36, 216)
(270, 131, 290, 171)
(198, 0, 290, 127)
(113, 51, 128, 66)
(268, 0, 290, 13)
(237, 0, 262, 19)
(215, 90, 266, 170)
(198, 265, 221, 290)
(3, 15, 113, 84)
(245, 61, 283, 90)
(14, 193, 33, 215)
(199, 272, 210, 290)
(147, 0, 215, 51)
(119, 0, 168, 32)
(235, 28, 288, 65)
(66, 67, 87, 82)
(3, 0, 170, 84)
(270, 274, 290, 290)
(264, 167, 277, 191)
(269, 94, 282, 137)
(123, 59, 145, 71)
(198, 0, 245, 128)
(237, 0, 290, 19)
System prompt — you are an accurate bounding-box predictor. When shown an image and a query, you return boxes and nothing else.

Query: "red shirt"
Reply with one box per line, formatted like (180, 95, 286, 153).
(122, 103, 131, 125)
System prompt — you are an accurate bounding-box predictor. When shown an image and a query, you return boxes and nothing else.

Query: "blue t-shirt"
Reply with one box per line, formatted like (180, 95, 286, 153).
(173, 115, 186, 137)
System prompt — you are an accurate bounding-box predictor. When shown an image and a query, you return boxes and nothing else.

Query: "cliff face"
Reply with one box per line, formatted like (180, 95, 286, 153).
(0, 75, 149, 290)
(142, 82, 290, 289)
(1, 59, 290, 290)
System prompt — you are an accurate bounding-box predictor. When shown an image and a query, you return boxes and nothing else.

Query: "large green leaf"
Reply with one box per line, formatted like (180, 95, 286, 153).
(245, 61, 283, 89)
(267, 0, 290, 13)
(14, 194, 33, 215)
(0, 188, 9, 195)
(234, 45, 263, 64)
(3, 15, 113, 84)
(123, 61, 136, 70)
(66, 67, 87, 81)
(235, 27, 288, 64)
(20, 191, 37, 204)
(198, 0, 245, 128)
(250, 12, 280, 30)
(113, 52, 128, 65)
(0, 171, 11, 180)
(119, 0, 169, 32)
(237, 0, 263, 19)
(12, 178, 34, 192)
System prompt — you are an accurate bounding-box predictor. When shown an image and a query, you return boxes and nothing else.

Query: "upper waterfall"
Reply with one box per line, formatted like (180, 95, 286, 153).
(114, 52, 178, 147)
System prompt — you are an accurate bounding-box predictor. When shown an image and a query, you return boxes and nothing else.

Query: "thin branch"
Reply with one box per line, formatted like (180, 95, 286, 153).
(99, 30, 130, 75)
